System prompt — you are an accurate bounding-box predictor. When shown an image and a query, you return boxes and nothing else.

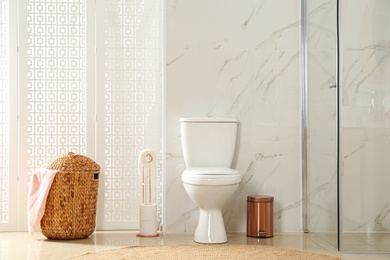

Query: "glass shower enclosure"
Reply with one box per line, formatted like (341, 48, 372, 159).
(305, 0, 390, 253)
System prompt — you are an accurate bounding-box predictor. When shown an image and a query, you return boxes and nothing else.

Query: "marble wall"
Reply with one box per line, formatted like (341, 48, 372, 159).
(306, 0, 338, 233)
(306, 0, 390, 236)
(165, 0, 302, 233)
(340, 0, 390, 233)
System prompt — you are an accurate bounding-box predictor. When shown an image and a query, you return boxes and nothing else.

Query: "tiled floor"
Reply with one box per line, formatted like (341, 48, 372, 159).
(1, 231, 390, 259)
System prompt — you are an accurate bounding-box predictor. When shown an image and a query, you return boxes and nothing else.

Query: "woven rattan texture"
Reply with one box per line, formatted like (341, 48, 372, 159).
(44, 152, 100, 172)
(41, 152, 100, 240)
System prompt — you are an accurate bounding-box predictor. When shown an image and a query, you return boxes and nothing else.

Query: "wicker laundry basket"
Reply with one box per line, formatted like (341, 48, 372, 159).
(40, 152, 100, 240)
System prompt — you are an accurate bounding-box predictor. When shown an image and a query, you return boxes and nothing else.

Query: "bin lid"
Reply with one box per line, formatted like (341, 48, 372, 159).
(247, 195, 274, 202)
(44, 152, 100, 172)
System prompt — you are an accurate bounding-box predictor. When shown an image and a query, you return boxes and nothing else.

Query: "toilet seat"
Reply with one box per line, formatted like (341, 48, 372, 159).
(182, 168, 241, 185)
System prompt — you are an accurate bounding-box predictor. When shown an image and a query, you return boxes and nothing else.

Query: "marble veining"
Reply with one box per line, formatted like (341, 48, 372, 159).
(255, 21, 300, 51)
(167, 0, 301, 234)
(165, 0, 390, 247)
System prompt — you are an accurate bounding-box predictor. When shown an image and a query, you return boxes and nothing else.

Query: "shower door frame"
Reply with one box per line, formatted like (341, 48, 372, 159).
(301, 0, 341, 250)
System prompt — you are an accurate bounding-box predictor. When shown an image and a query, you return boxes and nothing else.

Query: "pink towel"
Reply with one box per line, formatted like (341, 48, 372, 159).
(27, 168, 59, 234)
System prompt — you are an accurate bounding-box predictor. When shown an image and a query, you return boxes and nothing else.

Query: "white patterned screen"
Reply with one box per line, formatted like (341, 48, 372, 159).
(0, 0, 162, 230)
(0, 0, 9, 224)
(26, 1, 87, 172)
(103, 0, 163, 225)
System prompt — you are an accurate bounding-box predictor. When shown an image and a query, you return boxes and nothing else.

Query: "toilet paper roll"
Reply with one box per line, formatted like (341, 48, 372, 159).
(138, 149, 157, 168)
(140, 220, 158, 236)
(139, 204, 158, 236)
(140, 204, 157, 220)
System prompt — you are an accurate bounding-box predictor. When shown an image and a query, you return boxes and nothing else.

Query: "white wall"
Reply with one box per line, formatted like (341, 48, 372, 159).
(165, 0, 302, 233)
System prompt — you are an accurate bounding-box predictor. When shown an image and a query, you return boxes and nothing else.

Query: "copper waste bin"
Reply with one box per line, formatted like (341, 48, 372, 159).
(247, 195, 274, 238)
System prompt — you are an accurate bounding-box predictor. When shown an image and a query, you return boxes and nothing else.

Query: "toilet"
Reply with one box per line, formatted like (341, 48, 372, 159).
(180, 117, 241, 244)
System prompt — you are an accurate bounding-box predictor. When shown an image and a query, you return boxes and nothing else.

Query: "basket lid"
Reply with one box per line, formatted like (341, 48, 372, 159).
(44, 152, 100, 172)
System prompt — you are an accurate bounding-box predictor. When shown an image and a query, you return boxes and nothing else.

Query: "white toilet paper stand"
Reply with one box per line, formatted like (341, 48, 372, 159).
(136, 149, 159, 238)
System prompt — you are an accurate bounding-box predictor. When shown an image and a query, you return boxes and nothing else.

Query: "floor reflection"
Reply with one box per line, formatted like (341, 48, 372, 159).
(0, 231, 389, 260)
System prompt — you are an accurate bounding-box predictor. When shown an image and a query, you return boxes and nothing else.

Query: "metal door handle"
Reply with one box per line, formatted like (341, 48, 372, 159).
(329, 82, 337, 88)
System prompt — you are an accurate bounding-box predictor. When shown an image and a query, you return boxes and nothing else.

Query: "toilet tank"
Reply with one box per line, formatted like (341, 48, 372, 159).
(180, 117, 238, 168)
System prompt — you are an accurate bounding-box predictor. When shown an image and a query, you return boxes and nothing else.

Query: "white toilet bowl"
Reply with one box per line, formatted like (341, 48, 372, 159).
(182, 168, 241, 244)
(180, 117, 240, 243)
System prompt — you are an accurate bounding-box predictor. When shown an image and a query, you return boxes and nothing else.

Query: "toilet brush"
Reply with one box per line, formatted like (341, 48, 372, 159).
(137, 149, 159, 237)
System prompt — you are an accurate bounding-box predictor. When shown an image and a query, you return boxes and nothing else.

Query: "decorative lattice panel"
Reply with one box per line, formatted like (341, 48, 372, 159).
(0, 0, 9, 224)
(26, 1, 87, 172)
(0, 0, 162, 230)
(104, 0, 163, 224)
